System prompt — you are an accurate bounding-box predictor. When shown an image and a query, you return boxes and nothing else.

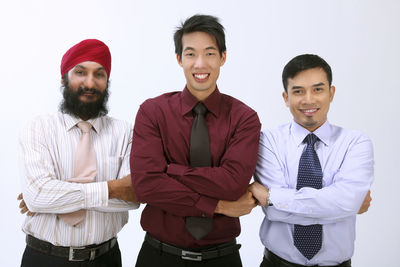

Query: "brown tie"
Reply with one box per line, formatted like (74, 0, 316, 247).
(58, 121, 97, 226)
(185, 102, 213, 240)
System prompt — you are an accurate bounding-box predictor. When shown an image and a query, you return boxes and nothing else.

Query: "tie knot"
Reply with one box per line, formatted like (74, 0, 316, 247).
(193, 102, 208, 116)
(77, 121, 92, 133)
(304, 133, 319, 146)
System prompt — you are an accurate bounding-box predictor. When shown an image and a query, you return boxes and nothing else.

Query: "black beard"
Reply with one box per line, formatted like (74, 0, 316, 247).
(59, 81, 109, 120)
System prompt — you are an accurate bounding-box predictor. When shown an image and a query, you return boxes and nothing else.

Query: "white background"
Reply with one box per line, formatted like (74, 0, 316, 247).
(1, 0, 399, 266)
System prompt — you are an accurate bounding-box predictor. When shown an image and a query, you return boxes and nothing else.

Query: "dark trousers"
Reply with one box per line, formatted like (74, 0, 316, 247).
(20, 242, 122, 267)
(135, 240, 242, 267)
(260, 251, 351, 267)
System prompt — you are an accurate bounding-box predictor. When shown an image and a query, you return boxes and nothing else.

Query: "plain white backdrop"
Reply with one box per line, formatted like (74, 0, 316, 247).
(1, 0, 399, 266)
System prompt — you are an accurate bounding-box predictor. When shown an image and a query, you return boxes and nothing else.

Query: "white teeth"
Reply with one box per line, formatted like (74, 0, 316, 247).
(194, 74, 208, 79)
(303, 109, 317, 113)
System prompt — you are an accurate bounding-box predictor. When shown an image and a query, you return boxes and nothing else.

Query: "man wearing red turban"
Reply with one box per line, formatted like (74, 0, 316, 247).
(18, 39, 139, 267)
(61, 39, 112, 78)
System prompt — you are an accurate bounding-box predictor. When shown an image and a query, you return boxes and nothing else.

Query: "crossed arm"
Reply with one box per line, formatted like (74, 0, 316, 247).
(248, 181, 372, 214)
(19, 174, 138, 215)
(129, 105, 261, 218)
(20, 179, 370, 216)
(18, 118, 138, 216)
(19, 105, 261, 218)
(249, 130, 374, 224)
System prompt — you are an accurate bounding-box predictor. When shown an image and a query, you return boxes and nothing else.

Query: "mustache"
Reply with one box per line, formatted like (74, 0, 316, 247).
(77, 87, 102, 96)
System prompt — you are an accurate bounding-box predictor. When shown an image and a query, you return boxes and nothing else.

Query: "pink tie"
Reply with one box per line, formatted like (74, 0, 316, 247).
(58, 121, 97, 226)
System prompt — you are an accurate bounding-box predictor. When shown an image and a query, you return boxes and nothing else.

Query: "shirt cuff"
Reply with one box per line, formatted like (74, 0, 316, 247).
(269, 187, 296, 210)
(167, 163, 186, 177)
(83, 181, 109, 208)
(195, 196, 218, 218)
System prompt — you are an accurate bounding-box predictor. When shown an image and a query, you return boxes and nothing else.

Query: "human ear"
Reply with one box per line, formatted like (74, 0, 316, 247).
(282, 91, 289, 107)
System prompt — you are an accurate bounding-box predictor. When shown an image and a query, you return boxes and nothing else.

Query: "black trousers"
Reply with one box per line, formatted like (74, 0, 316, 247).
(135, 240, 242, 267)
(260, 253, 352, 267)
(20, 242, 122, 267)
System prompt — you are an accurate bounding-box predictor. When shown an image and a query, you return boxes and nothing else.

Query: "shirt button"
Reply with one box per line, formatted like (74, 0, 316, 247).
(202, 213, 206, 217)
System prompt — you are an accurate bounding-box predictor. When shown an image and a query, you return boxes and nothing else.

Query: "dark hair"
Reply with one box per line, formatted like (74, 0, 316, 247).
(282, 54, 332, 93)
(174, 14, 226, 58)
(59, 74, 110, 119)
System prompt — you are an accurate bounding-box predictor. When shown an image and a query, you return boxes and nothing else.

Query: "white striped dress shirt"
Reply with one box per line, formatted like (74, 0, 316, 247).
(20, 112, 139, 246)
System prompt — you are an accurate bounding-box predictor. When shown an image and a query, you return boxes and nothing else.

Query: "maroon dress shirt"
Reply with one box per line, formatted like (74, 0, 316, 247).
(130, 87, 261, 248)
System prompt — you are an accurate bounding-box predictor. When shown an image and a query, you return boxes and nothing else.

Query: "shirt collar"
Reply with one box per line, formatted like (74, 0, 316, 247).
(181, 86, 222, 117)
(62, 113, 101, 134)
(290, 120, 331, 147)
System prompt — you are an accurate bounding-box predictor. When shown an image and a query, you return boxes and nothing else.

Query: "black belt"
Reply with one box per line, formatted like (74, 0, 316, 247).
(264, 248, 351, 267)
(145, 233, 241, 261)
(26, 235, 117, 261)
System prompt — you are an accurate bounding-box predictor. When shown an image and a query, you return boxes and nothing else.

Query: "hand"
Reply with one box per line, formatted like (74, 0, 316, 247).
(358, 190, 372, 214)
(248, 181, 269, 206)
(17, 193, 35, 216)
(108, 175, 138, 203)
(215, 191, 257, 217)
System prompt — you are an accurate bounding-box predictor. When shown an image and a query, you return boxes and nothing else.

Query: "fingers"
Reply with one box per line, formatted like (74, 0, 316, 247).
(20, 206, 28, 214)
(358, 205, 369, 214)
(21, 208, 35, 216)
(17, 194, 35, 216)
(19, 199, 26, 208)
(247, 181, 256, 190)
(367, 191, 372, 202)
(237, 191, 257, 215)
(363, 191, 372, 210)
(357, 192, 372, 214)
(250, 194, 258, 207)
(20, 201, 35, 216)
(248, 184, 269, 206)
(19, 199, 29, 214)
(246, 191, 257, 209)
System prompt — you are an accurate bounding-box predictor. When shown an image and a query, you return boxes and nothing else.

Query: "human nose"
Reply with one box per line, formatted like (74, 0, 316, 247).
(194, 55, 205, 69)
(302, 91, 314, 104)
(83, 74, 95, 88)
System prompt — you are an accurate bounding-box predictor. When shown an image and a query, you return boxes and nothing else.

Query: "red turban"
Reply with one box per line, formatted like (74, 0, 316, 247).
(60, 39, 111, 78)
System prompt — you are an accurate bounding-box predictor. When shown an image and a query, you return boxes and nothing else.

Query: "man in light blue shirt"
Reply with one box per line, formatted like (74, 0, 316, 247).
(250, 54, 374, 267)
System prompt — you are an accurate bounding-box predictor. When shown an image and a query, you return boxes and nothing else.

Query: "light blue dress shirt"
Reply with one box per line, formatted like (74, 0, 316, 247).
(255, 121, 374, 266)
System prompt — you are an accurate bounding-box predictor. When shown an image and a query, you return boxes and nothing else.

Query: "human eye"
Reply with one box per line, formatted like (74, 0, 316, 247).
(95, 72, 106, 78)
(74, 69, 84, 76)
(314, 87, 323, 92)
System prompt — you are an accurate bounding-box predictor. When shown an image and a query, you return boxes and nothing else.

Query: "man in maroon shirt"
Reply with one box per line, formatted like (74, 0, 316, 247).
(130, 15, 261, 267)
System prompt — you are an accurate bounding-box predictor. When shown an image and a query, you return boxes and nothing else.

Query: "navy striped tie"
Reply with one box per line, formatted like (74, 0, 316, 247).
(294, 133, 323, 260)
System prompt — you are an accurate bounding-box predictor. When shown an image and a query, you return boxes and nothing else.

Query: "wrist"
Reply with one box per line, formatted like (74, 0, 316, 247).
(215, 200, 227, 214)
(107, 180, 118, 199)
(267, 188, 273, 206)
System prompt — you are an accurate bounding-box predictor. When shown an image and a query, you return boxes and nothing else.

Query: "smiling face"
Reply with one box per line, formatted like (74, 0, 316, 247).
(66, 61, 108, 102)
(177, 31, 226, 101)
(283, 67, 335, 132)
(60, 61, 109, 120)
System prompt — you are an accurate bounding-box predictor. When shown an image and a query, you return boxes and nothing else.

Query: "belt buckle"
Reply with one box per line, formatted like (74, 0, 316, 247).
(68, 246, 86, 261)
(181, 250, 202, 261)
